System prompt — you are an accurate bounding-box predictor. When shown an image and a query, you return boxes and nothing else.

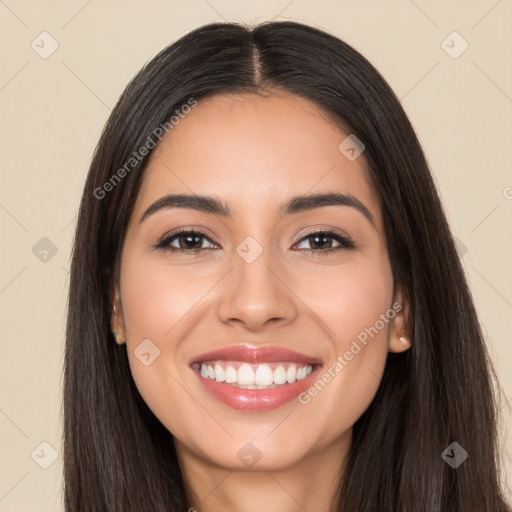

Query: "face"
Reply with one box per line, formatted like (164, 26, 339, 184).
(112, 92, 410, 471)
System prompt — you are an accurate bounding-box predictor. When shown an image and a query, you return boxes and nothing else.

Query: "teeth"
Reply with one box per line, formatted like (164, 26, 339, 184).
(297, 366, 308, 381)
(225, 365, 237, 383)
(199, 362, 314, 387)
(214, 363, 225, 382)
(238, 364, 255, 385)
(274, 365, 287, 385)
(255, 365, 274, 386)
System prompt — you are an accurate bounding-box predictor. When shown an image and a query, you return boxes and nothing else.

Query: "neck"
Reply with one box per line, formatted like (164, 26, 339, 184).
(176, 431, 351, 512)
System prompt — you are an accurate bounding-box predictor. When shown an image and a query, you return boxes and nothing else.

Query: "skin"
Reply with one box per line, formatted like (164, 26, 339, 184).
(111, 91, 411, 512)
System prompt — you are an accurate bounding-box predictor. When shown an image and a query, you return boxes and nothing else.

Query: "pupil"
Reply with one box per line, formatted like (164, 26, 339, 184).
(311, 235, 330, 249)
(181, 234, 202, 249)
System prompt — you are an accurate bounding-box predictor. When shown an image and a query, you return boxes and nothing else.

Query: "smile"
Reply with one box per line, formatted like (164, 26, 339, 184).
(190, 345, 322, 411)
(194, 361, 314, 388)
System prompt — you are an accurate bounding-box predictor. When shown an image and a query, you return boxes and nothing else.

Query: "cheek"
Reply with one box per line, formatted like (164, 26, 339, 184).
(295, 259, 393, 426)
(120, 251, 210, 340)
(117, 249, 205, 416)
(302, 258, 393, 347)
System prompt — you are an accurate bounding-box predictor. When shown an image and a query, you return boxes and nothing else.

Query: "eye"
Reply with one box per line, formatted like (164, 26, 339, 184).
(293, 229, 354, 256)
(154, 229, 217, 253)
(153, 228, 354, 256)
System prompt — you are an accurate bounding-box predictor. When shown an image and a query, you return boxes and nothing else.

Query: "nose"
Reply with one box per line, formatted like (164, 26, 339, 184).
(216, 243, 298, 332)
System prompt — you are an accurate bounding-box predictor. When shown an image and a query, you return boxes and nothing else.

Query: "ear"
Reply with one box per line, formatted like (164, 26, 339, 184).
(388, 283, 412, 353)
(110, 286, 126, 345)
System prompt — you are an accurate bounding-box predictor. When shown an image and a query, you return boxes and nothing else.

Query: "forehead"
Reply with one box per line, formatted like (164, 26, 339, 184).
(133, 92, 381, 226)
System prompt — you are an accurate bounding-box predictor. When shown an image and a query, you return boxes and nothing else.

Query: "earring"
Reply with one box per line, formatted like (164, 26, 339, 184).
(112, 327, 125, 344)
(112, 303, 124, 344)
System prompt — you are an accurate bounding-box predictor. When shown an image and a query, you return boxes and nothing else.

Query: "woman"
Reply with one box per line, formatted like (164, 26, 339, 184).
(63, 20, 511, 511)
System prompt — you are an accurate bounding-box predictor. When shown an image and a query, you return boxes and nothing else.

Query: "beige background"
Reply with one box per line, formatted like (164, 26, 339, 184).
(1, 1, 511, 510)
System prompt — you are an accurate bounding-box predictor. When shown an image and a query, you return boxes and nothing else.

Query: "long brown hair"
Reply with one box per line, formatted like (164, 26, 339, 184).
(63, 21, 511, 511)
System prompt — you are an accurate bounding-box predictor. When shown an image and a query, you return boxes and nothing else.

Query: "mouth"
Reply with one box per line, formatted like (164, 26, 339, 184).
(190, 345, 323, 411)
(192, 360, 315, 388)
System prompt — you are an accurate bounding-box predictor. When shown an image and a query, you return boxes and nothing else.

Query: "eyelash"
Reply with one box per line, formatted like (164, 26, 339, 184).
(153, 228, 355, 256)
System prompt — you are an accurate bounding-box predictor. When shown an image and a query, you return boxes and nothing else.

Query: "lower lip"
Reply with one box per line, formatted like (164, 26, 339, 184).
(193, 366, 321, 411)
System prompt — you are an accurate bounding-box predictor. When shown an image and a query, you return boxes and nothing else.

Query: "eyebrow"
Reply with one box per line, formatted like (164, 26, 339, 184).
(140, 192, 375, 226)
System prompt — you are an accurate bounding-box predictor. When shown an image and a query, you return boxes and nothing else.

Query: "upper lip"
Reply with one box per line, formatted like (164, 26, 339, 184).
(190, 345, 323, 366)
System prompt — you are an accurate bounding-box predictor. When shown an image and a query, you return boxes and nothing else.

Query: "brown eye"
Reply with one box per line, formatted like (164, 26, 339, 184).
(155, 230, 217, 252)
(294, 230, 354, 255)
